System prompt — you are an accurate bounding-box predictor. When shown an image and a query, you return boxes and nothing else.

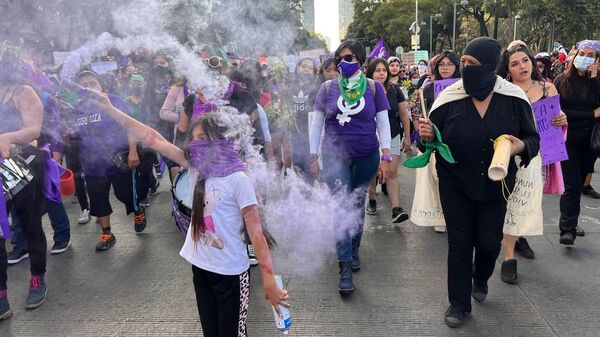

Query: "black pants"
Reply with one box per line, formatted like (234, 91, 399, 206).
(439, 179, 507, 313)
(136, 150, 157, 200)
(64, 143, 89, 211)
(86, 171, 136, 217)
(0, 147, 47, 289)
(559, 138, 596, 235)
(192, 266, 250, 337)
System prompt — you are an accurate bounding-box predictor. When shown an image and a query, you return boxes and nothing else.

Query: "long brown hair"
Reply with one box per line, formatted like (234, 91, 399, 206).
(185, 115, 227, 244)
(185, 115, 276, 248)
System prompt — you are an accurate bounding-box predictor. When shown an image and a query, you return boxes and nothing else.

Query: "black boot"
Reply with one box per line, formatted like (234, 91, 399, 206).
(515, 237, 535, 259)
(338, 262, 354, 295)
(351, 246, 361, 272)
(501, 259, 518, 284)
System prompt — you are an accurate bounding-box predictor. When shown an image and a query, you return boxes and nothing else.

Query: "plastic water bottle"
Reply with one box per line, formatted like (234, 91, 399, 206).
(272, 275, 292, 333)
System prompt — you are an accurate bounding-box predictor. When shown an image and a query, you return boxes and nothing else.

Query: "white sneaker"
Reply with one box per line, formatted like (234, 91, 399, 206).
(78, 209, 91, 224)
(247, 244, 259, 266)
(434, 226, 447, 233)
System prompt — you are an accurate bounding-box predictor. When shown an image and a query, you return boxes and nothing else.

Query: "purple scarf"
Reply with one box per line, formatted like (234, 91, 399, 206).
(0, 160, 11, 239)
(187, 140, 245, 179)
(192, 99, 217, 121)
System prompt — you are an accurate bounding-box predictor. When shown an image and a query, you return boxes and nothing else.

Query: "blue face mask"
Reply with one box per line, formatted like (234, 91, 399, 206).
(337, 60, 360, 78)
(411, 79, 420, 87)
(573, 56, 596, 72)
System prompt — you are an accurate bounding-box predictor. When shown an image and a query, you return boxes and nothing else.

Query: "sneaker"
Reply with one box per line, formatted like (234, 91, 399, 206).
(148, 181, 160, 196)
(392, 207, 409, 223)
(134, 206, 147, 233)
(351, 246, 360, 272)
(575, 226, 585, 237)
(50, 240, 71, 255)
(0, 297, 12, 321)
(515, 237, 535, 259)
(247, 245, 259, 266)
(472, 280, 488, 302)
(78, 209, 91, 224)
(501, 259, 518, 284)
(96, 233, 116, 251)
(139, 198, 150, 207)
(366, 199, 377, 215)
(25, 275, 47, 310)
(444, 305, 466, 328)
(559, 232, 575, 246)
(154, 164, 163, 178)
(434, 226, 447, 233)
(7, 249, 29, 265)
(338, 261, 354, 295)
(582, 185, 600, 199)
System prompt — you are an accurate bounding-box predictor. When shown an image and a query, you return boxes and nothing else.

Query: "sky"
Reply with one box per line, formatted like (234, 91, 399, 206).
(314, 0, 340, 50)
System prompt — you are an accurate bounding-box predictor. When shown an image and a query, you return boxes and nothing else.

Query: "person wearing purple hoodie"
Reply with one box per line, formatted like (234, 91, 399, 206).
(74, 69, 146, 251)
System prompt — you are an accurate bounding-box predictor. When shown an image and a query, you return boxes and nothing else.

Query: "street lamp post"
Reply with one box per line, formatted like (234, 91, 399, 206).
(513, 14, 522, 41)
(452, 0, 468, 51)
(430, 13, 442, 55)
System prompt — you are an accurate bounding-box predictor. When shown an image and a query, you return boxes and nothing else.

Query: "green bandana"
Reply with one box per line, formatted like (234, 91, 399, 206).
(403, 123, 456, 168)
(338, 73, 367, 105)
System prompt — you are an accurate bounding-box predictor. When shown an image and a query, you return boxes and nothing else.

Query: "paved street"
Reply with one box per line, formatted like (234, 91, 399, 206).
(1, 160, 600, 337)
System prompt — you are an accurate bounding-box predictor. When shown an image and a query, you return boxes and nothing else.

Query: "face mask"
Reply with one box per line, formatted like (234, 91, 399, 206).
(573, 56, 596, 72)
(460, 64, 497, 101)
(411, 79, 420, 87)
(337, 60, 360, 78)
(129, 87, 143, 96)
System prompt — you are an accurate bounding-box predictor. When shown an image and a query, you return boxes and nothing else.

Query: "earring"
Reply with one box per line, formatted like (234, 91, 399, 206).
(506, 73, 511, 81)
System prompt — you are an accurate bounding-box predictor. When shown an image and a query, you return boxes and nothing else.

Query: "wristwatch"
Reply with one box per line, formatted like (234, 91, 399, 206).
(381, 154, 392, 162)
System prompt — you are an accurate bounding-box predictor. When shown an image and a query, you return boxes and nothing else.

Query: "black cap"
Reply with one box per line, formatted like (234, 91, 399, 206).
(463, 37, 502, 68)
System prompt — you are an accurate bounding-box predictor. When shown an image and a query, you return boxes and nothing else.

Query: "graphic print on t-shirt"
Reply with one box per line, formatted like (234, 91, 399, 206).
(336, 96, 365, 126)
(201, 184, 225, 250)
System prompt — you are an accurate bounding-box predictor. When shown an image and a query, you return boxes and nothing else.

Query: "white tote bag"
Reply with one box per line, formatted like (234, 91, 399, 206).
(410, 155, 446, 227)
(503, 155, 544, 236)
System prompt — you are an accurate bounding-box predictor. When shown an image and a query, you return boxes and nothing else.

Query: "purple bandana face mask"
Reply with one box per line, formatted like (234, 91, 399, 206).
(337, 60, 360, 78)
(186, 140, 245, 179)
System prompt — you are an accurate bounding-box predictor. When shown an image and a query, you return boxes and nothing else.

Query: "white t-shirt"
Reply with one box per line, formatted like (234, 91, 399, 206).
(180, 171, 257, 275)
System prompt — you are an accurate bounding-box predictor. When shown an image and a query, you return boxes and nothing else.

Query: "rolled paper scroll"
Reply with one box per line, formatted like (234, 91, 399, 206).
(488, 135, 512, 181)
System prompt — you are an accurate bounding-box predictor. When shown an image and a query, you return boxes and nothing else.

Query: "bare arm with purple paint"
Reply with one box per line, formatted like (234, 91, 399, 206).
(90, 90, 188, 168)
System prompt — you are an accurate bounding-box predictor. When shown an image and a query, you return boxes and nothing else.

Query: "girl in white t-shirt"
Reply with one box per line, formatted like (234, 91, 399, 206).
(92, 94, 289, 337)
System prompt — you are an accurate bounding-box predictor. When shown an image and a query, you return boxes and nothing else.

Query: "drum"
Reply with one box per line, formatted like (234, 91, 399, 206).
(171, 169, 194, 235)
(0, 155, 34, 200)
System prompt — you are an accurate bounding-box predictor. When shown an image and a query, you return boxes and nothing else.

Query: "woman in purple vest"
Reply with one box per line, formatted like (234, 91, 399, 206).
(309, 40, 392, 296)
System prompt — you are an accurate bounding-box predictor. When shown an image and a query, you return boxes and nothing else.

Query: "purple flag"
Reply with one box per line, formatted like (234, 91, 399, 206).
(531, 95, 569, 165)
(433, 78, 460, 99)
(369, 38, 390, 60)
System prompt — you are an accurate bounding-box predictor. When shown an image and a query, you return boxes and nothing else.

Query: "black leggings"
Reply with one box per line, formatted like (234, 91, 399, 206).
(0, 147, 47, 289)
(192, 266, 250, 337)
(136, 150, 157, 200)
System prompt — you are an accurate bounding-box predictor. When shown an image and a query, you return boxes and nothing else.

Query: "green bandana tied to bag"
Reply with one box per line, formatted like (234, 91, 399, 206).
(403, 123, 456, 168)
(338, 73, 367, 105)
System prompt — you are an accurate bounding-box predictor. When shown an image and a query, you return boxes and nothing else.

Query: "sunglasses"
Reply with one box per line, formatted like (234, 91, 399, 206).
(204, 56, 223, 68)
(335, 54, 356, 64)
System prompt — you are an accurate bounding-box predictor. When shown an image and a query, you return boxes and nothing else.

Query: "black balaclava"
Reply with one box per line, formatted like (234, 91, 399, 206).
(461, 37, 501, 100)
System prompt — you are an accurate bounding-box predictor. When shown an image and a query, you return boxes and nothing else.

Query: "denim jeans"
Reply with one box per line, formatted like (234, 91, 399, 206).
(11, 197, 71, 252)
(322, 151, 379, 262)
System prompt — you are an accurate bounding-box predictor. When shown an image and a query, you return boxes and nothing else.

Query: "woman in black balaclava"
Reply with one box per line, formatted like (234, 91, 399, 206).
(417, 37, 540, 328)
